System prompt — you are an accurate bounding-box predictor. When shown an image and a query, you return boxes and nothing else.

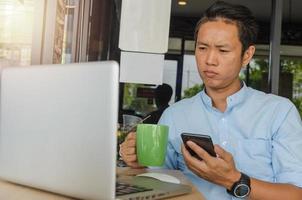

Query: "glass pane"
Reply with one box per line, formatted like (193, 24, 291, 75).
(281, 0, 302, 116)
(53, 0, 77, 64)
(0, 0, 34, 67)
(247, 56, 269, 92)
(281, 57, 302, 116)
(163, 60, 177, 104)
(168, 37, 182, 54)
(184, 40, 194, 53)
(122, 60, 178, 118)
(122, 83, 156, 117)
(182, 54, 203, 98)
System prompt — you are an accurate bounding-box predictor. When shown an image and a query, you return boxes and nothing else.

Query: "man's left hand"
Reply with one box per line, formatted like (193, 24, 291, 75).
(181, 141, 241, 190)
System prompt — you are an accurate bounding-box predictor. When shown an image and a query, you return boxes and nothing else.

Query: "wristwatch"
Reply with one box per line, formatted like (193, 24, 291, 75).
(227, 172, 251, 198)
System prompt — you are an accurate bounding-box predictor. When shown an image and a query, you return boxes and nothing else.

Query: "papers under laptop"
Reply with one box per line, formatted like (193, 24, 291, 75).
(0, 61, 191, 200)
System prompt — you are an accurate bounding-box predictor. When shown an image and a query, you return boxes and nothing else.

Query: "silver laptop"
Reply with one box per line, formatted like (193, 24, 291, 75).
(0, 61, 190, 200)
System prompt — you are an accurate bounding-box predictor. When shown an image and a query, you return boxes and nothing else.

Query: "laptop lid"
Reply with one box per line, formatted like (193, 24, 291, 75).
(0, 61, 119, 200)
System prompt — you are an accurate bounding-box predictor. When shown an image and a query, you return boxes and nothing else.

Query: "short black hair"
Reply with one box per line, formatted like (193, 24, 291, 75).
(194, 1, 258, 54)
(155, 83, 173, 106)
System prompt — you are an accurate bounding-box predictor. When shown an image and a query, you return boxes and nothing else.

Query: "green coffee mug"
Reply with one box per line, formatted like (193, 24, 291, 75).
(136, 124, 169, 166)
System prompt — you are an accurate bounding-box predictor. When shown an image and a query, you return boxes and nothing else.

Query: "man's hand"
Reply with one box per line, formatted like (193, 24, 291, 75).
(119, 132, 144, 168)
(181, 141, 241, 189)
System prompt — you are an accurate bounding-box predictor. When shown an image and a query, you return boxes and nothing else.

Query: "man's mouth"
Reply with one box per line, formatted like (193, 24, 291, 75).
(203, 70, 218, 78)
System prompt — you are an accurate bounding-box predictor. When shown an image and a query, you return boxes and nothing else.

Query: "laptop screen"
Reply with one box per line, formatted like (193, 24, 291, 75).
(0, 61, 119, 199)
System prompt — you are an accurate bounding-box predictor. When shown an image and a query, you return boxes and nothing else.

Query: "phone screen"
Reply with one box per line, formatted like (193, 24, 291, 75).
(181, 133, 216, 159)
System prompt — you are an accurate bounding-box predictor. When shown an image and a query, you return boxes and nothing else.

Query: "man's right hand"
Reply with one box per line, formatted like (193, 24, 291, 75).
(119, 132, 144, 168)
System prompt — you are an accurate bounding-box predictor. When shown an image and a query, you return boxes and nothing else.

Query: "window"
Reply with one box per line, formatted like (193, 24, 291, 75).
(0, 0, 35, 67)
(281, 57, 302, 116)
(122, 83, 157, 117)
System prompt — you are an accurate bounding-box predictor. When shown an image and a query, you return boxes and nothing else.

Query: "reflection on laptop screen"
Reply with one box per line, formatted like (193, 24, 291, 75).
(0, 61, 119, 199)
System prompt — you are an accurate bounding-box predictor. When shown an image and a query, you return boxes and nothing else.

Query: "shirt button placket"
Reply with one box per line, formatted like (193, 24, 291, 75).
(219, 116, 229, 150)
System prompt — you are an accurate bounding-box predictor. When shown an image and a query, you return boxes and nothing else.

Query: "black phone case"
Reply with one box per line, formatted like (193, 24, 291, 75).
(181, 133, 216, 159)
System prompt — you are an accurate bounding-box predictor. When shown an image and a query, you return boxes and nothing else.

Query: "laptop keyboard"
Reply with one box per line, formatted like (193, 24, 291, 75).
(116, 182, 153, 196)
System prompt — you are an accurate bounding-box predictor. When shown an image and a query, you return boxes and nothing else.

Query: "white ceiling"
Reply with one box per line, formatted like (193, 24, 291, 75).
(171, 0, 302, 23)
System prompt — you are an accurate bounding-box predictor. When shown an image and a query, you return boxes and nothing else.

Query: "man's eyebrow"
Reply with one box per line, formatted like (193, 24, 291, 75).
(196, 41, 208, 46)
(196, 41, 231, 48)
(215, 44, 231, 48)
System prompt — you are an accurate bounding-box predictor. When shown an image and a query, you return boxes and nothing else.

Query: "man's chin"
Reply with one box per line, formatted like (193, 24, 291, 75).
(204, 80, 222, 90)
(206, 85, 223, 91)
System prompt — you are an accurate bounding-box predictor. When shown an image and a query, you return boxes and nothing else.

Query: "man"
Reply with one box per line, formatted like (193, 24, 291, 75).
(119, 1, 302, 199)
(144, 83, 173, 124)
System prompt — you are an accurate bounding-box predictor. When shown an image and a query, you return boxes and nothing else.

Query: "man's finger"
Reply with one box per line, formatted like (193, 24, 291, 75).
(125, 132, 136, 140)
(181, 144, 208, 175)
(187, 141, 212, 163)
(214, 144, 232, 162)
(125, 139, 136, 148)
(124, 147, 136, 155)
(119, 142, 135, 158)
(181, 144, 207, 170)
(124, 154, 137, 163)
(181, 144, 191, 160)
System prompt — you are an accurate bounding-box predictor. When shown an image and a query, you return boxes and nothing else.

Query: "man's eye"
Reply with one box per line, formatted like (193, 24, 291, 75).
(220, 49, 229, 53)
(198, 46, 206, 50)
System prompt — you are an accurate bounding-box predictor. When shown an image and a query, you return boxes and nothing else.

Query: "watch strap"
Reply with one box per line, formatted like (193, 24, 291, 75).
(227, 172, 251, 197)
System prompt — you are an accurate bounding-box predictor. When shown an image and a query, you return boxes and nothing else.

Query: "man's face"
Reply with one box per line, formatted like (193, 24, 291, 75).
(195, 19, 254, 91)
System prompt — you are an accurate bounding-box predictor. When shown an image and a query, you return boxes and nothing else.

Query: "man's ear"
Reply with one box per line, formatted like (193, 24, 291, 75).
(242, 45, 256, 68)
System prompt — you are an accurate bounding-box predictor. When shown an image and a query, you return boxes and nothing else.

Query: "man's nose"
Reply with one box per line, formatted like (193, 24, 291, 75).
(205, 50, 218, 66)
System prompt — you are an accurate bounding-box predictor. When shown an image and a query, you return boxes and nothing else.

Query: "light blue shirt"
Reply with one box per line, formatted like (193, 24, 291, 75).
(158, 84, 302, 200)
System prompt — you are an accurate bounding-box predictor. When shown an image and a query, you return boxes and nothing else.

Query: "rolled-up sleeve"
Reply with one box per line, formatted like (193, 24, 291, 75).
(272, 105, 302, 187)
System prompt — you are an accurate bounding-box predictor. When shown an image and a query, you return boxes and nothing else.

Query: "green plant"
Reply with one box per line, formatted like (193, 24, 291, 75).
(248, 58, 269, 90)
(182, 84, 204, 99)
(122, 83, 156, 116)
(292, 97, 302, 117)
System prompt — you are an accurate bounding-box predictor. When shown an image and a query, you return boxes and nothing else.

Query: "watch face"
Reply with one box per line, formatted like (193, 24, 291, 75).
(234, 183, 250, 198)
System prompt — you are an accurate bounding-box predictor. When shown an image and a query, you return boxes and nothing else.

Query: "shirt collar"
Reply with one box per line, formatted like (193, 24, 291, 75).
(200, 81, 249, 111)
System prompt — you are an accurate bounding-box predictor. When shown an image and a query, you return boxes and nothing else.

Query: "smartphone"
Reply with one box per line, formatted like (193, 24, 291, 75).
(181, 133, 216, 159)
